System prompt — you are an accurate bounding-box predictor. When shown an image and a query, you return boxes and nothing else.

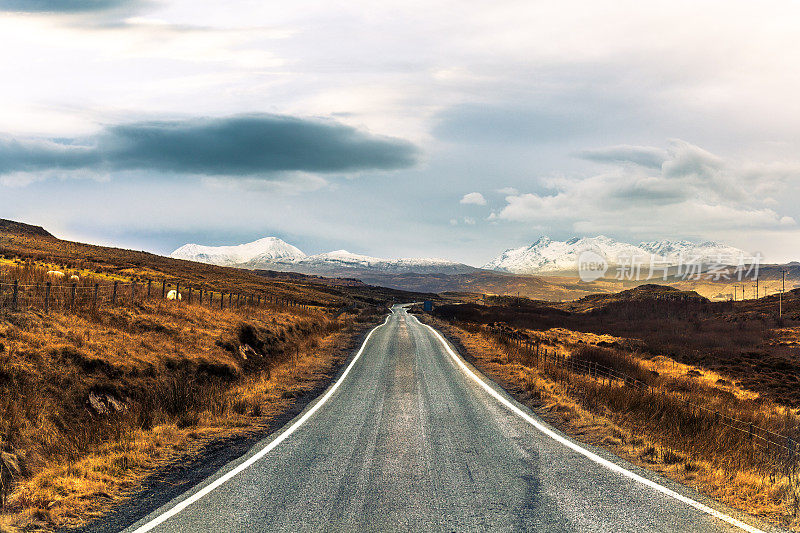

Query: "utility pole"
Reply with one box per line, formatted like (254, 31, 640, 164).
(733, 285, 737, 301)
(756, 277, 759, 299)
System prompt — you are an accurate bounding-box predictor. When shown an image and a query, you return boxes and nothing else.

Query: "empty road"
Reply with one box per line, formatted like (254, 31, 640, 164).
(127, 306, 774, 532)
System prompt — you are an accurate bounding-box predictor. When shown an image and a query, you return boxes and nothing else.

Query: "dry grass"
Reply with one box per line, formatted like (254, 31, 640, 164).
(0, 275, 384, 531)
(0, 220, 409, 531)
(0, 220, 431, 310)
(432, 286, 800, 407)
(424, 315, 800, 529)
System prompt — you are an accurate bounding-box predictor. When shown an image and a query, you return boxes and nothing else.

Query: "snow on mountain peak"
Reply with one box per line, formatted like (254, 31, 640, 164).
(168, 239, 476, 275)
(484, 236, 751, 275)
(638, 240, 747, 264)
(170, 237, 305, 266)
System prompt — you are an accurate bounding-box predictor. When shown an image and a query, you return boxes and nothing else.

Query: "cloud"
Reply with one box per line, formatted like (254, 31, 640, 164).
(201, 172, 328, 195)
(448, 216, 477, 226)
(432, 104, 595, 144)
(0, 114, 419, 182)
(497, 187, 518, 195)
(576, 144, 668, 169)
(494, 139, 798, 235)
(0, 137, 99, 173)
(0, 0, 147, 14)
(460, 192, 487, 205)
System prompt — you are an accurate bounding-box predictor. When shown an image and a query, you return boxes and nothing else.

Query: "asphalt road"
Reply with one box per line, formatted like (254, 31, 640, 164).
(126, 306, 775, 533)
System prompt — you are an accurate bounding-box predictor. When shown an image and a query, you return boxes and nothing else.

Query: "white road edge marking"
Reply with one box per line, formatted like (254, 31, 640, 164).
(412, 314, 767, 533)
(129, 315, 391, 533)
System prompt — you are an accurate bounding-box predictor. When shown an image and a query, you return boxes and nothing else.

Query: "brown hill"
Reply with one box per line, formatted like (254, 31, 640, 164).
(561, 284, 708, 312)
(0, 219, 53, 238)
(0, 219, 432, 308)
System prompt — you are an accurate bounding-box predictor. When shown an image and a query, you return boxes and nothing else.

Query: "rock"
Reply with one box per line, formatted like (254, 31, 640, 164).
(105, 395, 127, 412)
(238, 343, 259, 360)
(87, 392, 109, 415)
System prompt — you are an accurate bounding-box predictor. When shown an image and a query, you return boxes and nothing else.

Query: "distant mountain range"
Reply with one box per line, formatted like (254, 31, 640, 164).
(169, 235, 753, 279)
(170, 238, 478, 275)
(483, 236, 751, 275)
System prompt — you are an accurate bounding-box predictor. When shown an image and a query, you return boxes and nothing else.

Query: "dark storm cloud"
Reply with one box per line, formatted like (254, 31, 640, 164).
(0, 114, 419, 178)
(0, 138, 99, 173)
(0, 0, 143, 12)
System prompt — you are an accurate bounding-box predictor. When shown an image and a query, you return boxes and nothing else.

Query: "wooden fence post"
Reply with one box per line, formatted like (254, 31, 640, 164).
(12, 280, 18, 311)
(176, 283, 180, 303)
(112, 281, 118, 305)
(162, 280, 166, 299)
(45, 281, 51, 313)
(147, 279, 152, 298)
(229, 293, 232, 308)
(71, 282, 76, 309)
(93, 283, 99, 308)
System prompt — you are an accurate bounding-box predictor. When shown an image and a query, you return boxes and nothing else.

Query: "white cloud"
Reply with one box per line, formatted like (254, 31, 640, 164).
(576, 145, 667, 169)
(496, 140, 799, 238)
(4, 1, 800, 264)
(460, 191, 487, 205)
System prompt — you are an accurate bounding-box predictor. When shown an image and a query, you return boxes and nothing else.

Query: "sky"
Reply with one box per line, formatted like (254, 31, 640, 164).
(1, 0, 800, 266)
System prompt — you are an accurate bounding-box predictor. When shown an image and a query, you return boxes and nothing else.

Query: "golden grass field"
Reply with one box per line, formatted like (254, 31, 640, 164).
(0, 220, 404, 532)
(3, 218, 798, 530)
(420, 310, 800, 529)
(0, 291, 384, 531)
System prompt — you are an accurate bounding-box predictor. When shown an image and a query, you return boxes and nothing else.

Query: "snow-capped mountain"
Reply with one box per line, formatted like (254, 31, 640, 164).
(170, 239, 476, 275)
(483, 236, 658, 274)
(278, 251, 476, 274)
(484, 236, 752, 275)
(638, 240, 748, 265)
(170, 237, 306, 266)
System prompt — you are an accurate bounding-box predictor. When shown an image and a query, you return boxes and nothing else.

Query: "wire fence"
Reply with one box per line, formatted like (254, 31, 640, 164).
(487, 325, 799, 480)
(0, 267, 315, 315)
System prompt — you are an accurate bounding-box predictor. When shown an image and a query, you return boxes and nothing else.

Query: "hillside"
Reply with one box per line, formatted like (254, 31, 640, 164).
(0, 220, 52, 238)
(560, 284, 709, 312)
(429, 282, 800, 405)
(0, 219, 433, 308)
(0, 219, 429, 532)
